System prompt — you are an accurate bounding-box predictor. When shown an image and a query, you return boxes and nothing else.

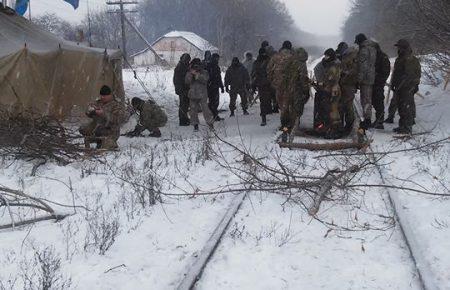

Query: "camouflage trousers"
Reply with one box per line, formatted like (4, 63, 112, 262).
(79, 121, 119, 150)
(359, 85, 373, 121)
(314, 89, 341, 133)
(190, 98, 214, 126)
(340, 85, 356, 130)
(280, 94, 309, 130)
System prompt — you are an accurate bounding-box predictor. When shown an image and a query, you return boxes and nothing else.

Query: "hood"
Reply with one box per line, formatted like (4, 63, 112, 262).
(361, 39, 377, 49)
(295, 47, 309, 62)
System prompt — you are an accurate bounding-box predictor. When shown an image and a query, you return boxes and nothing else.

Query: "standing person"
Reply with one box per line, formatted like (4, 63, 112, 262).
(79, 85, 127, 149)
(267, 40, 295, 126)
(261, 40, 278, 112)
(185, 58, 214, 132)
(202, 50, 212, 68)
(372, 43, 391, 129)
(225, 57, 250, 116)
(173, 53, 191, 126)
(336, 42, 349, 61)
(338, 44, 358, 134)
(243, 52, 255, 104)
(355, 33, 377, 130)
(252, 48, 273, 126)
(313, 49, 342, 139)
(206, 53, 225, 121)
(391, 39, 421, 134)
(125, 97, 167, 138)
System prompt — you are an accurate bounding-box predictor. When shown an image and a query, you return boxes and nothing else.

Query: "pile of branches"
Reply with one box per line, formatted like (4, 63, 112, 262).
(0, 110, 85, 167)
(0, 186, 70, 230)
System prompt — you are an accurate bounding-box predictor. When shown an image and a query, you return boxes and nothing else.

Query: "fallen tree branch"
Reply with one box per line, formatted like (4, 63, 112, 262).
(279, 141, 370, 151)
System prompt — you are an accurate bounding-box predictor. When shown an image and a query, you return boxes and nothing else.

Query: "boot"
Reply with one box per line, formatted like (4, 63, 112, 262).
(359, 119, 371, 130)
(214, 115, 224, 121)
(243, 109, 249, 115)
(372, 120, 384, 130)
(260, 115, 267, 126)
(149, 128, 162, 138)
(384, 116, 394, 124)
(394, 126, 411, 135)
(281, 127, 289, 143)
(230, 110, 235, 117)
(194, 124, 199, 132)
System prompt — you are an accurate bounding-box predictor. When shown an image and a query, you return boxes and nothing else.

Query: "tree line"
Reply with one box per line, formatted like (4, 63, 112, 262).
(342, 0, 449, 78)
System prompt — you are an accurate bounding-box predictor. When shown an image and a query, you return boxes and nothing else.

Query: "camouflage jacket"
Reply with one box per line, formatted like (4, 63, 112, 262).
(391, 50, 421, 92)
(340, 47, 358, 86)
(185, 69, 209, 100)
(357, 40, 377, 85)
(315, 59, 341, 93)
(267, 48, 294, 90)
(138, 101, 168, 128)
(87, 99, 128, 130)
(285, 48, 310, 98)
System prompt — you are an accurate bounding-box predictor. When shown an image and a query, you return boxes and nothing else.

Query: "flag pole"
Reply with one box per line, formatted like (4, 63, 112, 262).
(28, 0, 31, 21)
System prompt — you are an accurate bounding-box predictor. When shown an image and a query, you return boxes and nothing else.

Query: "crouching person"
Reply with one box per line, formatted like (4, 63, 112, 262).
(125, 97, 168, 138)
(185, 58, 214, 132)
(79, 85, 127, 150)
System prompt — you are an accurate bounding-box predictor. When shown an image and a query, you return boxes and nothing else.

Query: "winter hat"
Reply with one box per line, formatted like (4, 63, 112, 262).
(231, 57, 240, 66)
(261, 40, 269, 48)
(100, 85, 112, 96)
(394, 39, 411, 49)
(336, 42, 349, 54)
(324, 48, 336, 59)
(191, 58, 202, 68)
(131, 97, 144, 108)
(245, 51, 253, 59)
(282, 40, 292, 50)
(354, 33, 367, 45)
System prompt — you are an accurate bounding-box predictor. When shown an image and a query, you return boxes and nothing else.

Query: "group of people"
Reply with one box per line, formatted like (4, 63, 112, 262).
(173, 33, 422, 139)
(79, 33, 422, 149)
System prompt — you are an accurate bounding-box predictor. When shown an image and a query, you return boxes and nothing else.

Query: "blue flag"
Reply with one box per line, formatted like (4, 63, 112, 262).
(15, 0, 79, 15)
(15, 0, 29, 15)
(63, 0, 79, 9)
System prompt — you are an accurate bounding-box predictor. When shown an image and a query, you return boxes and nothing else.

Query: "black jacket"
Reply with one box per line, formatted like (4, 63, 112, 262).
(375, 50, 391, 86)
(206, 60, 224, 90)
(225, 63, 250, 91)
(173, 61, 190, 95)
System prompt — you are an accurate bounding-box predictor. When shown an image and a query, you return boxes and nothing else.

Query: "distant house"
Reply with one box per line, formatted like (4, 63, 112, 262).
(131, 31, 219, 66)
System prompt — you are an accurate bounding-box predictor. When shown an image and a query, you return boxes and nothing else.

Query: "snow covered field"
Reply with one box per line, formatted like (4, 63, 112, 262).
(0, 65, 448, 289)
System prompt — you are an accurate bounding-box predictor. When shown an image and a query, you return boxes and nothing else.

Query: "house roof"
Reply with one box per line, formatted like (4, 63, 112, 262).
(131, 30, 218, 58)
(161, 31, 218, 52)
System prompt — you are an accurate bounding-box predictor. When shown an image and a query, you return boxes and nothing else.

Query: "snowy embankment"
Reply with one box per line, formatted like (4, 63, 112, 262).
(0, 65, 447, 289)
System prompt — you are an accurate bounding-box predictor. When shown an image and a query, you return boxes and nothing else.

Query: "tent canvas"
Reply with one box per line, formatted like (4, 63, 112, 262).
(0, 9, 125, 119)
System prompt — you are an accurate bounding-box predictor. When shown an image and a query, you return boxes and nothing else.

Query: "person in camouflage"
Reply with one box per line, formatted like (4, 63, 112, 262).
(261, 40, 278, 113)
(79, 85, 128, 149)
(338, 44, 358, 134)
(267, 40, 295, 124)
(252, 48, 274, 126)
(355, 33, 377, 130)
(173, 53, 192, 126)
(125, 97, 168, 138)
(185, 58, 214, 132)
(372, 42, 391, 129)
(243, 52, 255, 104)
(225, 57, 250, 116)
(314, 48, 342, 139)
(391, 39, 421, 134)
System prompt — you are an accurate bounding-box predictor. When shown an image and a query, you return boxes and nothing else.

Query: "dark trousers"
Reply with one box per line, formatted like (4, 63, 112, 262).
(314, 90, 331, 130)
(229, 89, 248, 111)
(270, 87, 278, 111)
(388, 91, 416, 120)
(259, 87, 273, 116)
(372, 84, 386, 122)
(340, 85, 356, 129)
(178, 91, 190, 125)
(398, 88, 416, 129)
(208, 87, 220, 118)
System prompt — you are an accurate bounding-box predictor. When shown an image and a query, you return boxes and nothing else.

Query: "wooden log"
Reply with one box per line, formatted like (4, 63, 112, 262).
(278, 141, 369, 151)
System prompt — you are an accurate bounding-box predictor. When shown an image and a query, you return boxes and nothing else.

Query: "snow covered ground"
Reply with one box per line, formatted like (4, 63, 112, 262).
(0, 65, 448, 289)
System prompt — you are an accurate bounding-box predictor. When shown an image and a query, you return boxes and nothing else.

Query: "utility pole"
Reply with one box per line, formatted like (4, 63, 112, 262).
(106, 0, 138, 60)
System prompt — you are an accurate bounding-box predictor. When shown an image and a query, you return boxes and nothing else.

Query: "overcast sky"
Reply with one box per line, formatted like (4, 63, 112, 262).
(282, 0, 351, 36)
